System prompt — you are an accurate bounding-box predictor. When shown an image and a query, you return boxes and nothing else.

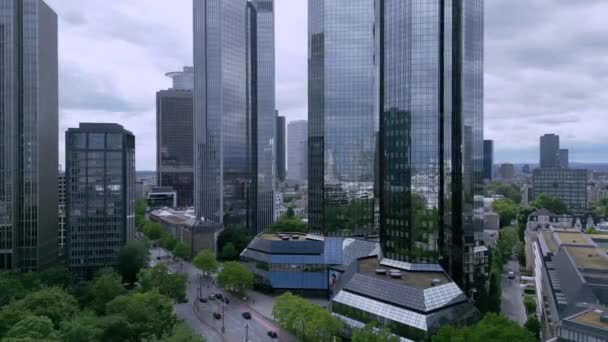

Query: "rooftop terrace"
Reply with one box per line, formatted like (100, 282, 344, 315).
(571, 308, 608, 330)
(358, 257, 449, 290)
(556, 232, 593, 247)
(566, 246, 608, 271)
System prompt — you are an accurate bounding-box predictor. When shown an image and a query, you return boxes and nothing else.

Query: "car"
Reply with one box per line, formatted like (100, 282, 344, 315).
(242, 312, 252, 320)
(208, 295, 215, 300)
(508, 271, 515, 279)
(156, 256, 161, 260)
(267, 331, 278, 339)
(223, 298, 230, 304)
(213, 313, 222, 320)
(215, 293, 223, 299)
(199, 298, 208, 303)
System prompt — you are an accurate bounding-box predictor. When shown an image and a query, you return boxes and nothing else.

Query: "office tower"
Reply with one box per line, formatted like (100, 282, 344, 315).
(522, 164, 531, 174)
(499, 163, 515, 180)
(559, 149, 569, 168)
(287, 120, 308, 182)
(276, 113, 286, 183)
(308, 0, 377, 235)
(533, 168, 587, 213)
(252, 0, 276, 232)
(540, 134, 560, 168)
(156, 67, 194, 207)
(483, 140, 493, 180)
(379, 0, 485, 285)
(0, 0, 58, 272)
(65, 124, 135, 279)
(58, 172, 66, 248)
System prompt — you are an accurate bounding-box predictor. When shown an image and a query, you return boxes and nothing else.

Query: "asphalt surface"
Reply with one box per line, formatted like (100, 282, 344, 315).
(150, 247, 294, 342)
(501, 259, 527, 325)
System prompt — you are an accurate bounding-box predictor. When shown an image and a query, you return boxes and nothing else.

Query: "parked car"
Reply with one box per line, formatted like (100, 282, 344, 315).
(199, 298, 208, 303)
(223, 297, 230, 304)
(242, 312, 252, 320)
(268, 331, 278, 339)
(208, 295, 215, 300)
(215, 293, 223, 300)
(508, 271, 515, 279)
(213, 313, 222, 320)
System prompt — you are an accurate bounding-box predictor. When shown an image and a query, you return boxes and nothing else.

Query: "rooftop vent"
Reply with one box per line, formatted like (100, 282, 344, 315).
(431, 278, 442, 287)
(375, 269, 387, 275)
(281, 236, 290, 241)
(588, 254, 594, 258)
(389, 270, 402, 279)
(291, 235, 300, 240)
(601, 313, 608, 324)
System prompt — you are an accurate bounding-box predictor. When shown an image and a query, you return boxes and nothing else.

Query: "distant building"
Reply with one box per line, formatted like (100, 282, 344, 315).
(532, 168, 588, 212)
(287, 120, 308, 182)
(540, 134, 560, 168)
(589, 185, 608, 205)
(0, 0, 59, 272)
(484, 212, 500, 231)
(559, 149, 569, 169)
(276, 113, 286, 182)
(156, 67, 194, 207)
(556, 307, 608, 342)
(66, 123, 136, 279)
(522, 164, 531, 174)
(500, 163, 515, 180)
(147, 187, 178, 209)
(483, 140, 494, 181)
(522, 184, 533, 206)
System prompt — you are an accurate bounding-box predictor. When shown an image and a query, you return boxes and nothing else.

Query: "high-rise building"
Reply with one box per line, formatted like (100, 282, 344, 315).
(532, 168, 587, 213)
(559, 149, 569, 168)
(483, 140, 493, 180)
(287, 120, 308, 182)
(156, 67, 194, 207)
(0, 0, 58, 272)
(65, 123, 136, 279)
(308, 0, 377, 235)
(194, 0, 250, 227)
(58, 172, 66, 248)
(499, 163, 515, 180)
(540, 134, 560, 168)
(252, 0, 276, 232)
(276, 113, 286, 183)
(379, 0, 485, 285)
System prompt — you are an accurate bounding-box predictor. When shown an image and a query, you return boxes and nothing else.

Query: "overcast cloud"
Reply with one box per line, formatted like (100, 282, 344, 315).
(46, 0, 607, 170)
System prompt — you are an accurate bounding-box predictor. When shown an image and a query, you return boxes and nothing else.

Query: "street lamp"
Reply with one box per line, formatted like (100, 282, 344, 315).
(245, 323, 249, 342)
(221, 301, 225, 333)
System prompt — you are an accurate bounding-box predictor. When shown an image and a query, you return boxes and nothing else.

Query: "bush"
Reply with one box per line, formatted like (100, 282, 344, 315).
(524, 296, 537, 315)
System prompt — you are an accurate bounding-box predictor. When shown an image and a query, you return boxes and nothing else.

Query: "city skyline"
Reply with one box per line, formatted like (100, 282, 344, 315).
(45, 0, 608, 170)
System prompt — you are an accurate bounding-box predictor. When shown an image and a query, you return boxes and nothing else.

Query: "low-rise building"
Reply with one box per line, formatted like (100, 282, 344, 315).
(147, 186, 178, 209)
(556, 306, 608, 342)
(484, 212, 500, 231)
(149, 208, 221, 255)
(532, 168, 588, 213)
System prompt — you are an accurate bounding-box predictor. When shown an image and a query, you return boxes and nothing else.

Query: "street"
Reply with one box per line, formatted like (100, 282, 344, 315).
(150, 247, 295, 342)
(501, 259, 527, 325)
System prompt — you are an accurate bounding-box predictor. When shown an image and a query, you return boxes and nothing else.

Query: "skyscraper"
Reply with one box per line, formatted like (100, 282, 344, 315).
(287, 120, 308, 183)
(157, 67, 194, 207)
(65, 123, 135, 279)
(252, 0, 276, 232)
(276, 113, 286, 183)
(540, 134, 560, 168)
(0, 0, 58, 272)
(483, 140, 493, 181)
(559, 148, 569, 168)
(58, 171, 66, 249)
(308, 0, 377, 235)
(194, 0, 250, 227)
(379, 0, 484, 285)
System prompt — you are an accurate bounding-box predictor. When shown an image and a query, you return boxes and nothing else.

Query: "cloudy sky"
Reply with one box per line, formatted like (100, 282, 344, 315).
(46, 0, 608, 170)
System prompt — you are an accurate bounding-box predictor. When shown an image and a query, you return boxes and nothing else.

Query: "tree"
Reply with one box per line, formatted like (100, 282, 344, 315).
(593, 198, 608, 217)
(531, 193, 568, 215)
(218, 261, 253, 296)
(193, 249, 218, 276)
(89, 269, 127, 315)
(273, 292, 342, 341)
(143, 221, 163, 241)
(518, 242, 526, 267)
(105, 290, 177, 341)
(485, 182, 522, 204)
(517, 206, 535, 242)
(39, 266, 71, 288)
(117, 240, 149, 285)
(352, 323, 399, 342)
(487, 272, 502, 314)
(524, 296, 537, 315)
(161, 234, 177, 251)
(217, 225, 252, 259)
(136, 199, 147, 229)
(267, 213, 308, 233)
(524, 317, 541, 341)
(0, 274, 27, 307)
(433, 313, 535, 342)
(60, 311, 103, 342)
(6, 315, 59, 341)
(164, 323, 206, 342)
(173, 242, 190, 261)
(138, 264, 187, 303)
(220, 242, 239, 261)
(492, 199, 518, 228)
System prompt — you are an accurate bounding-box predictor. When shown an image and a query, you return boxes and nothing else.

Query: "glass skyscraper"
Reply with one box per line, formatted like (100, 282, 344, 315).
(0, 0, 58, 271)
(308, 0, 377, 236)
(276, 113, 286, 183)
(287, 120, 308, 182)
(194, 0, 250, 227)
(540, 134, 560, 168)
(379, 0, 484, 286)
(483, 140, 493, 180)
(65, 123, 135, 279)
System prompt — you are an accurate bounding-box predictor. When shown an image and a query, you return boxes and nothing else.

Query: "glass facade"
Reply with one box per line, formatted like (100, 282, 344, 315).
(483, 140, 493, 180)
(287, 120, 308, 182)
(194, 0, 250, 226)
(253, 0, 276, 233)
(308, 0, 377, 235)
(156, 68, 194, 207)
(379, 0, 484, 285)
(0, 0, 58, 271)
(65, 124, 135, 279)
(533, 168, 588, 213)
(276, 113, 286, 183)
(540, 134, 560, 168)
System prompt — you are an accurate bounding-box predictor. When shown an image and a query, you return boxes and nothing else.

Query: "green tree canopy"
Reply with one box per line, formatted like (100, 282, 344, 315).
(164, 323, 206, 342)
(267, 213, 308, 233)
(161, 234, 177, 251)
(88, 269, 127, 315)
(138, 264, 187, 303)
(352, 322, 399, 342)
(492, 198, 518, 228)
(531, 193, 568, 215)
(60, 311, 103, 342)
(433, 313, 535, 342)
(117, 240, 149, 285)
(218, 261, 253, 296)
(6, 315, 59, 341)
(173, 242, 191, 261)
(0, 274, 27, 307)
(193, 249, 218, 275)
(485, 182, 522, 204)
(217, 225, 252, 259)
(220, 242, 239, 261)
(524, 317, 541, 341)
(143, 221, 163, 241)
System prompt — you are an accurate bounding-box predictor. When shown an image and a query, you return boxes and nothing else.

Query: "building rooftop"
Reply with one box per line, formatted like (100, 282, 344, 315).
(357, 257, 449, 290)
(570, 308, 608, 330)
(542, 231, 557, 253)
(556, 232, 593, 247)
(566, 246, 608, 271)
